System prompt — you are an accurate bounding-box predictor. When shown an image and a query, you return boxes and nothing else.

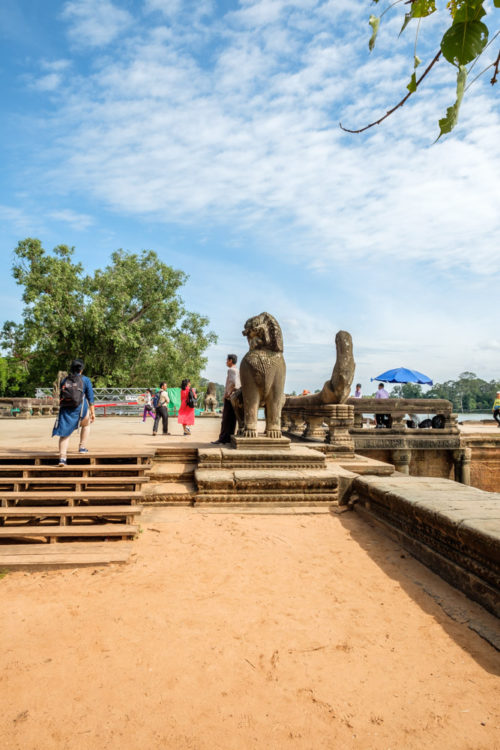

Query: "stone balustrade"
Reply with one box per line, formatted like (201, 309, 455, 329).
(346, 398, 459, 434)
(0, 397, 58, 418)
(281, 402, 355, 454)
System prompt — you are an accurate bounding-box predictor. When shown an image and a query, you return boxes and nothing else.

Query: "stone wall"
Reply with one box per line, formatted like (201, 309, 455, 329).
(464, 435, 500, 492)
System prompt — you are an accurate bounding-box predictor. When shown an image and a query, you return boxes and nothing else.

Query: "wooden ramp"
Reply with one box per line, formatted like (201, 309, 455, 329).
(0, 541, 133, 570)
(0, 452, 152, 568)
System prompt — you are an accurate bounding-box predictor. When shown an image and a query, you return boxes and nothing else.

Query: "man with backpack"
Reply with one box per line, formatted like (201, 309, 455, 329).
(152, 382, 170, 436)
(52, 359, 95, 466)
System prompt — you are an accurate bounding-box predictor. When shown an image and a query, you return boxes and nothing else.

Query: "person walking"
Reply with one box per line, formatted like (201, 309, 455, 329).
(493, 391, 500, 427)
(152, 382, 170, 436)
(142, 388, 155, 422)
(52, 359, 95, 466)
(212, 354, 241, 444)
(178, 378, 196, 435)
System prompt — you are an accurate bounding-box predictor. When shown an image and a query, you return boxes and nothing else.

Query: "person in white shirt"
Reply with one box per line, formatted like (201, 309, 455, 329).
(212, 354, 241, 444)
(353, 383, 362, 398)
(375, 382, 390, 428)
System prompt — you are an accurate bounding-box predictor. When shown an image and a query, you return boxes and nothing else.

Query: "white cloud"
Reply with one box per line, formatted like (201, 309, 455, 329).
(7, 1, 499, 387)
(41, 2, 498, 278)
(48, 209, 94, 230)
(61, 0, 133, 47)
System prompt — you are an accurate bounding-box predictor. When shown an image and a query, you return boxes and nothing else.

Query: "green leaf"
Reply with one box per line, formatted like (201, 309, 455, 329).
(411, 0, 436, 18)
(407, 72, 417, 92)
(400, 12, 412, 34)
(414, 55, 422, 68)
(441, 20, 488, 65)
(437, 65, 467, 139)
(400, 0, 436, 34)
(452, 0, 486, 24)
(494, 0, 500, 7)
(368, 15, 380, 51)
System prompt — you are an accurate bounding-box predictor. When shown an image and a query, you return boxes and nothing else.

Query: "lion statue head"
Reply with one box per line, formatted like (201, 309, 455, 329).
(242, 312, 283, 353)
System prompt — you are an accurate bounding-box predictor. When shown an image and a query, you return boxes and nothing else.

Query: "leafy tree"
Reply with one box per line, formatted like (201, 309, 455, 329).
(389, 383, 424, 398)
(426, 371, 500, 410)
(0, 238, 217, 394)
(341, 0, 499, 138)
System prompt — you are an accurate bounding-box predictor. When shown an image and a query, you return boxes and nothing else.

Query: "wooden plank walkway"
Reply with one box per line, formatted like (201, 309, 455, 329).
(0, 523, 137, 541)
(0, 541, 132, 568)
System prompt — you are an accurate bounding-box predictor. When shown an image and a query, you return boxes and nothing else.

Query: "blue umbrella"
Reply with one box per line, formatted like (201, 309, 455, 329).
(371, 367, 433, 385)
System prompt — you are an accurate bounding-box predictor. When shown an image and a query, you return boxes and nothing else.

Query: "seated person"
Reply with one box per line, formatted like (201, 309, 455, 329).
(375, 383, 391, 428)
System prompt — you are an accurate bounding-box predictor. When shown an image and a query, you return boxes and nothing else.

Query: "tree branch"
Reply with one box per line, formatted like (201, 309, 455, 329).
(491, 49, 500, 86)
(339, 50, 442, 134)
(127, 304, 151, 325)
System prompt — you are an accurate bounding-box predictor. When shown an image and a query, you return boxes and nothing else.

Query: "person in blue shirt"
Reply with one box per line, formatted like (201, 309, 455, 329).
(52, 359, 95, 466)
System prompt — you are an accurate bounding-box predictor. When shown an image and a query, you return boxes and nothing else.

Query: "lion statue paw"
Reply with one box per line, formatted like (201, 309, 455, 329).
(266, 429, 282, 439)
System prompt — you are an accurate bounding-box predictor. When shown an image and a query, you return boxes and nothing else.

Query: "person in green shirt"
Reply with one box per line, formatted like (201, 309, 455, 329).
(493, 391, 500, 427)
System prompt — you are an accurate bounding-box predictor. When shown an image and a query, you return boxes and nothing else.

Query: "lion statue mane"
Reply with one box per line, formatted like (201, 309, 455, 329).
(231, 312, 286, 439)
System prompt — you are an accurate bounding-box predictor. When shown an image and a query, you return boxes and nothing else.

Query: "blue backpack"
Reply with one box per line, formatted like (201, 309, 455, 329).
(152, 391, 161, 409)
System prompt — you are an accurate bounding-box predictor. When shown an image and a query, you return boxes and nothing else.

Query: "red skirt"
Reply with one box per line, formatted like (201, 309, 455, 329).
(177, 388, 196, 425)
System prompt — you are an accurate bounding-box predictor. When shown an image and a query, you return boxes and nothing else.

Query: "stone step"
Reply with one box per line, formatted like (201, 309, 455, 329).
(195, 496, 338, 505)
(147, 461, 196, 481)
(194, 468, 339, 505)
(195, 468, 339, 491)
(153, 447, 198, 462)
(142, 481, 196, 505)
(198, 445, 327, 470)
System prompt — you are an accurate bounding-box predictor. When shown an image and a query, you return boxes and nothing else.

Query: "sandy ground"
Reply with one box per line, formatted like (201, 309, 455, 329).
(0, 507, 499, 749)
(0, 415, 499, 749)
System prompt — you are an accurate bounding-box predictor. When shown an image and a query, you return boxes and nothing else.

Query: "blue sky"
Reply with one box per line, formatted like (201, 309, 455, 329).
(1, 0, 499, 393)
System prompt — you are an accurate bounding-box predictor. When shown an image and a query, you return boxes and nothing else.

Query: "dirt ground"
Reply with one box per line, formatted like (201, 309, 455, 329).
(0, 506, 499, 750)
(0, 416, 499, 749)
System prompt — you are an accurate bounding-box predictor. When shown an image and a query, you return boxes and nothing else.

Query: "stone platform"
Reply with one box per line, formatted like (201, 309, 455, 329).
(343, 474, 500, 618)
(195, 444, 340, 505)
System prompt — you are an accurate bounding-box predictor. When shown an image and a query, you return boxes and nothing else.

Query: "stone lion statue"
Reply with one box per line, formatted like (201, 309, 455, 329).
(52, 371, 68, 400)
(204, 382, 218, 412)
(232, 312, 286, 439)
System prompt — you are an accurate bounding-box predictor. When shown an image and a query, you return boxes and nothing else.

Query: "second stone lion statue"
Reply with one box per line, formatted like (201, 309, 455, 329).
(232, 312, 286, 439)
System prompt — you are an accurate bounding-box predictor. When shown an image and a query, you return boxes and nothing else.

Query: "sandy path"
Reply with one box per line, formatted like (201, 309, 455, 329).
(1, 507, 499, 750)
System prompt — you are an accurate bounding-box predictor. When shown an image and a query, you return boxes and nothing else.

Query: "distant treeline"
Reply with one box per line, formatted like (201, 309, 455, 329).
(386, 372, 500, 411)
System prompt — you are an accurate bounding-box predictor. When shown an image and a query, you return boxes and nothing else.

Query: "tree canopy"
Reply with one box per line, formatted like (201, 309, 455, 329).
(341, 0, 499, 138)
(0, 238, 217, 395)
(389, 372, 500, 410)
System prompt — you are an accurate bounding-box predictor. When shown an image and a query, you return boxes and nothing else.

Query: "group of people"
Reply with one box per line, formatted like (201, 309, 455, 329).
(144, 379, 197, 437)
(52, 362, 198, 464)
(51, 359, 500, 465)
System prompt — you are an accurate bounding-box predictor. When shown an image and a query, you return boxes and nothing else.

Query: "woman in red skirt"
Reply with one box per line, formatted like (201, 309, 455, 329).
(178, 378, 196, 435)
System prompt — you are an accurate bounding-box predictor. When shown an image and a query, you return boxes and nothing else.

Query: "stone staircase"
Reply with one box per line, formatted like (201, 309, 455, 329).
(0, 452, 152, 566)
(143, 446, 197, 505)
(195, 441, 340, 506)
